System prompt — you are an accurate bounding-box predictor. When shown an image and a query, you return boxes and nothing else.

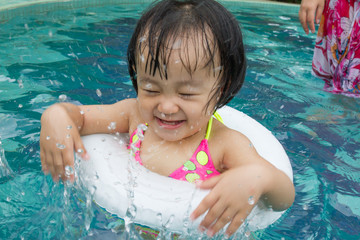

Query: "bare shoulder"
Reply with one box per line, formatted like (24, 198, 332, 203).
(211, 120, 252, 150)
(210, 119, 264, 169)
(113, 98, 143, 131)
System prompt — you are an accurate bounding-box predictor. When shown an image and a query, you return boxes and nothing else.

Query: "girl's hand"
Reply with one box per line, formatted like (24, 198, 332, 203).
(40, 104, 88, 182)
(299, 0, 325, 34)
(190, 165, 270, 237)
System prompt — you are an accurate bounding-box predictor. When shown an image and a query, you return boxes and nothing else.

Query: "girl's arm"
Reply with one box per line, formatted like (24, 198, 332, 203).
(40, 99, 136, 181)
(299, 0, 326, 34)
(190, 130, 295, 237)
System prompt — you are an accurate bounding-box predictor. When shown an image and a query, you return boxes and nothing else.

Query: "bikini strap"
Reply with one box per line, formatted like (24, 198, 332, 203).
(213, 111, 224, 124)
(205, 111, 224, 140)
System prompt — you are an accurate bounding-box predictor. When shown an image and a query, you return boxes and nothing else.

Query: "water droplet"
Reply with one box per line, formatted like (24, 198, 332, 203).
(18, 79, 24, 88)
(248, 196, 255, 205)
(80, 110, 84, 115)
(213, 65, 223, 73)
(64, 165, 74, 178)
(172, 39, 182, 49)
(93, 173, 99, 181)
(48, 30, 53, 37)
(6, 196, 11, 202)
(280, 105, 284, 109)
(46, 136, 51, 140)
(66, 134, 71, 138)
(138, 124, 148, 132)
(58, 94, 67, 102)
(90, 185, 97, 195)
(56, 143, 65, 149)
(303, 204, 309, 211)
(66, 125, 72, 130)
(107, 122, 116, 130)
(77, 148, 84, 154)
(96, 89, 102, 97)
(139, 36, 146, 43)
(126, 204, 137, 219)
(18, 104, 23, 108)
(156, 213, 162, 222)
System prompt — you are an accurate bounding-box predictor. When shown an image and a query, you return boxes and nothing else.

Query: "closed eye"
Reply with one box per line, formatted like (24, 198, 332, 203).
(179, 93, 195, 99)
(141, 88, 159, 95)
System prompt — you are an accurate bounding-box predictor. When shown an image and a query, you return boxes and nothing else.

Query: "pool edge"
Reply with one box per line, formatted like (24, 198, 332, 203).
(0, 0, 300, 21)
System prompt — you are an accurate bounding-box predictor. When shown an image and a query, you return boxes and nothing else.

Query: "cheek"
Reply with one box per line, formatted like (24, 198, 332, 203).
(137, 97, 154, 118)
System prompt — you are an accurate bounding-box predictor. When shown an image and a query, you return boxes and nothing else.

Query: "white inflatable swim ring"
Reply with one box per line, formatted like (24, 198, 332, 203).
(78, 106, 293, 235)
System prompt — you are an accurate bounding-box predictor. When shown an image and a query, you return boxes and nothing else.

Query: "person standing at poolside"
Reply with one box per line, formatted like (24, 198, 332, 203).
(299, 0, 360, 96)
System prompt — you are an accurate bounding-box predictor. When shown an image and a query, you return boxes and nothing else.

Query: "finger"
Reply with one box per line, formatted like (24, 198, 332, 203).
(199, 199, 226, 232)
(298, 10, 309, 34)
(207, 208, 236, 237)
(53, 152, 64, 182)
(62, 148, 75, 182)
(306, 9, 316, 33)
(315, 5, 324, 24)
(196, 175, 220, 189)
(225, 212, 247, 237)
(46, 151, 56, 179)
(40, 147, 49, 174)
(73, 136, 89, 160)
(190, 191, 219, 221)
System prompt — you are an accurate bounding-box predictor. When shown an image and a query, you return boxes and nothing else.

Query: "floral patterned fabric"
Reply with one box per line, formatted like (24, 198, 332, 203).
(312, 0, 360, 96)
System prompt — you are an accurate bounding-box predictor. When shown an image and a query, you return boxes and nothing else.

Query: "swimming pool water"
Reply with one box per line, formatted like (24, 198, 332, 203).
(0, 1, 359, 239)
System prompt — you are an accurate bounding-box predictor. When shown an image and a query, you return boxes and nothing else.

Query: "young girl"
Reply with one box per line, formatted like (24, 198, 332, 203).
(40, 0, 295, 237)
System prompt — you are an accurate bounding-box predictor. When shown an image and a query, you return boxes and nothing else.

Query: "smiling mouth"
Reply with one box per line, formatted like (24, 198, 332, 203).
(156, 117, 185, 128)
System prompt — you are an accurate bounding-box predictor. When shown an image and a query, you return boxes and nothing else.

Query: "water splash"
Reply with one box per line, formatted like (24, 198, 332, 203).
(122, 124, 151, 238)
(0, 138, 14, 182)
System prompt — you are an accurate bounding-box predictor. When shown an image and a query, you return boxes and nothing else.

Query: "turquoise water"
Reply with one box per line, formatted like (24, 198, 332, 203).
(0, 1, 359, 239)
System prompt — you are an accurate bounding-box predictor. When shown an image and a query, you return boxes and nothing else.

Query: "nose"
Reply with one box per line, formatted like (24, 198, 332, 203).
(157, 97, 179, 115)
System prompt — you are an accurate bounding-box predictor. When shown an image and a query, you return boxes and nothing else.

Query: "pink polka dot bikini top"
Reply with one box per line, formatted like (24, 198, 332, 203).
(128, 113, 223, 183)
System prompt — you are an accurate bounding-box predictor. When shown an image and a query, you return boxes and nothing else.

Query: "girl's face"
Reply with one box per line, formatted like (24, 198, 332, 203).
(136, 39, 220, 142)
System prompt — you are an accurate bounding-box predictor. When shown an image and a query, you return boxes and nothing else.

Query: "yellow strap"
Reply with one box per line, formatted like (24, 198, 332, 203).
(213, 111, 224, 124)
(205, 111, 223, 140)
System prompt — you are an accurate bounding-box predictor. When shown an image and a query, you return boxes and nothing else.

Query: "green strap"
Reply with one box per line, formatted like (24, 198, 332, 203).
(205, 111, 223, 140)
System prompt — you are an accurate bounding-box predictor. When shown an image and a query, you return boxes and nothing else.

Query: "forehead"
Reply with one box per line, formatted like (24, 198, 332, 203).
(135, 29, 220, 77)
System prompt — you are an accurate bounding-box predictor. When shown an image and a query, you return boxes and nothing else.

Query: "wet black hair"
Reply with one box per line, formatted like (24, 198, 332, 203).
(127, 0, 246, 111)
